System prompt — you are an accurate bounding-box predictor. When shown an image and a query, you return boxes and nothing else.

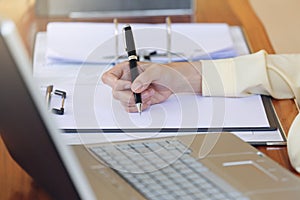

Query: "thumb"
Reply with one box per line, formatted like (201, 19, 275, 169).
(131, 69, 156, 93)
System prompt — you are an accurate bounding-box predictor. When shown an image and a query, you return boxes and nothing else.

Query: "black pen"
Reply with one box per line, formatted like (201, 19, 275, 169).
(123, 25, 142, 114)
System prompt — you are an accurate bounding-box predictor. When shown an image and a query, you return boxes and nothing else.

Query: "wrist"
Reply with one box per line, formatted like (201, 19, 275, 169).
(168, 62, 202, 94)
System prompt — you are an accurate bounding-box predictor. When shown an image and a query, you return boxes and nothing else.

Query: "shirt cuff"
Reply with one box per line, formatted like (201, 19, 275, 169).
(201, 58, 236, 96)
(201, 50, 269, 97)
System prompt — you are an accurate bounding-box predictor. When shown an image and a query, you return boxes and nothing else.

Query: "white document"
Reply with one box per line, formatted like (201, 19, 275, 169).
(44, 77, 269, 130)
(46, 22, 237, 64)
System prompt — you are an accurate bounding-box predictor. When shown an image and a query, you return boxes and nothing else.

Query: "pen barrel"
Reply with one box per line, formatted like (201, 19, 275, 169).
(124, 25, 136, 55)
(129, 59, 142, 104)
(127, 50, 137, 57)
(134, 92, 142, 104)
(124, 25, 142, 108)
(129, 59, 139, 82)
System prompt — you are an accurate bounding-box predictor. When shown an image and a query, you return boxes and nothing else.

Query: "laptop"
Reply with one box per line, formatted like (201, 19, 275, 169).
(1, 18, 300, 200)
(35, 0, 193, 18)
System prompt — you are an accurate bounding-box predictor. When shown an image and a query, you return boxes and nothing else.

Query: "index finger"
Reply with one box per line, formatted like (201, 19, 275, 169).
(101, 62, 129, 88)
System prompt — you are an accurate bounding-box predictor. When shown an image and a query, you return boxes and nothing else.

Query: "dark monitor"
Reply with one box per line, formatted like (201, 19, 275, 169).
(35, 0, 193, 18)
(0, 18, 86, 200)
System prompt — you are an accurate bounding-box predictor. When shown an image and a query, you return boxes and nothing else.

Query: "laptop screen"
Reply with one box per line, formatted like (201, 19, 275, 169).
(35, 0, 193, 18)
(0, 19, 86, 200)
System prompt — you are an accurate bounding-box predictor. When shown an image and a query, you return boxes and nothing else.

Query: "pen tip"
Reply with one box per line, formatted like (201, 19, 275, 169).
(136, 103, 142, 115)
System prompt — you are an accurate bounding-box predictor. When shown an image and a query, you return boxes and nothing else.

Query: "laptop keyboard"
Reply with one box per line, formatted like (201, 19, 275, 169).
(89, 139, 249, 200)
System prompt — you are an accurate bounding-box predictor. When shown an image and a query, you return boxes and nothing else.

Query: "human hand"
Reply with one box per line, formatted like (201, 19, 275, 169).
(101, 61, 202, 112)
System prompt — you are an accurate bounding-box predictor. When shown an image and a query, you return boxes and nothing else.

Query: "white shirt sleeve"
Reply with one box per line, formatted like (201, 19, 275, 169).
(201, 50, 300, 173)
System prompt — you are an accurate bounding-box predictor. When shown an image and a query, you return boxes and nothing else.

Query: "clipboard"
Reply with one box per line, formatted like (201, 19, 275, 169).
(33, 24, 287, 146)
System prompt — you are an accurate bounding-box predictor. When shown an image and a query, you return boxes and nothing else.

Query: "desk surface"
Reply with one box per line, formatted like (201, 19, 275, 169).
(0, 0, 299, 199)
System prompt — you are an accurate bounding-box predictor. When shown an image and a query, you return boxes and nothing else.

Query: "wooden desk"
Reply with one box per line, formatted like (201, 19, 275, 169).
(0, 0, 299, 199)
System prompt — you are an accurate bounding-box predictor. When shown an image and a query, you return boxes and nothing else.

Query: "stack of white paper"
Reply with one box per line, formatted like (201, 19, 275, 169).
(46, 22, 237, 64)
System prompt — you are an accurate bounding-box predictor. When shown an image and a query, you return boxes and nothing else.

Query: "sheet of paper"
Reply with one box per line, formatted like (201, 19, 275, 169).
(46, 22, 237, 64)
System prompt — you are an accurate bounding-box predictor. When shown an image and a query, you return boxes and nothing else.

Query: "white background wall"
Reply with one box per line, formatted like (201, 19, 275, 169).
(250, 0, 300, 53)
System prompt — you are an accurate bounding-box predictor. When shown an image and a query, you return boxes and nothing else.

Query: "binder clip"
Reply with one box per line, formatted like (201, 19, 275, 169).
(45, 85, 66, 115)
(52, 90, 66, 115)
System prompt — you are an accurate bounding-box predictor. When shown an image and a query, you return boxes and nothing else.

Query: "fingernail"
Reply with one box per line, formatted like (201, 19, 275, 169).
(132, 81, 143, 92)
